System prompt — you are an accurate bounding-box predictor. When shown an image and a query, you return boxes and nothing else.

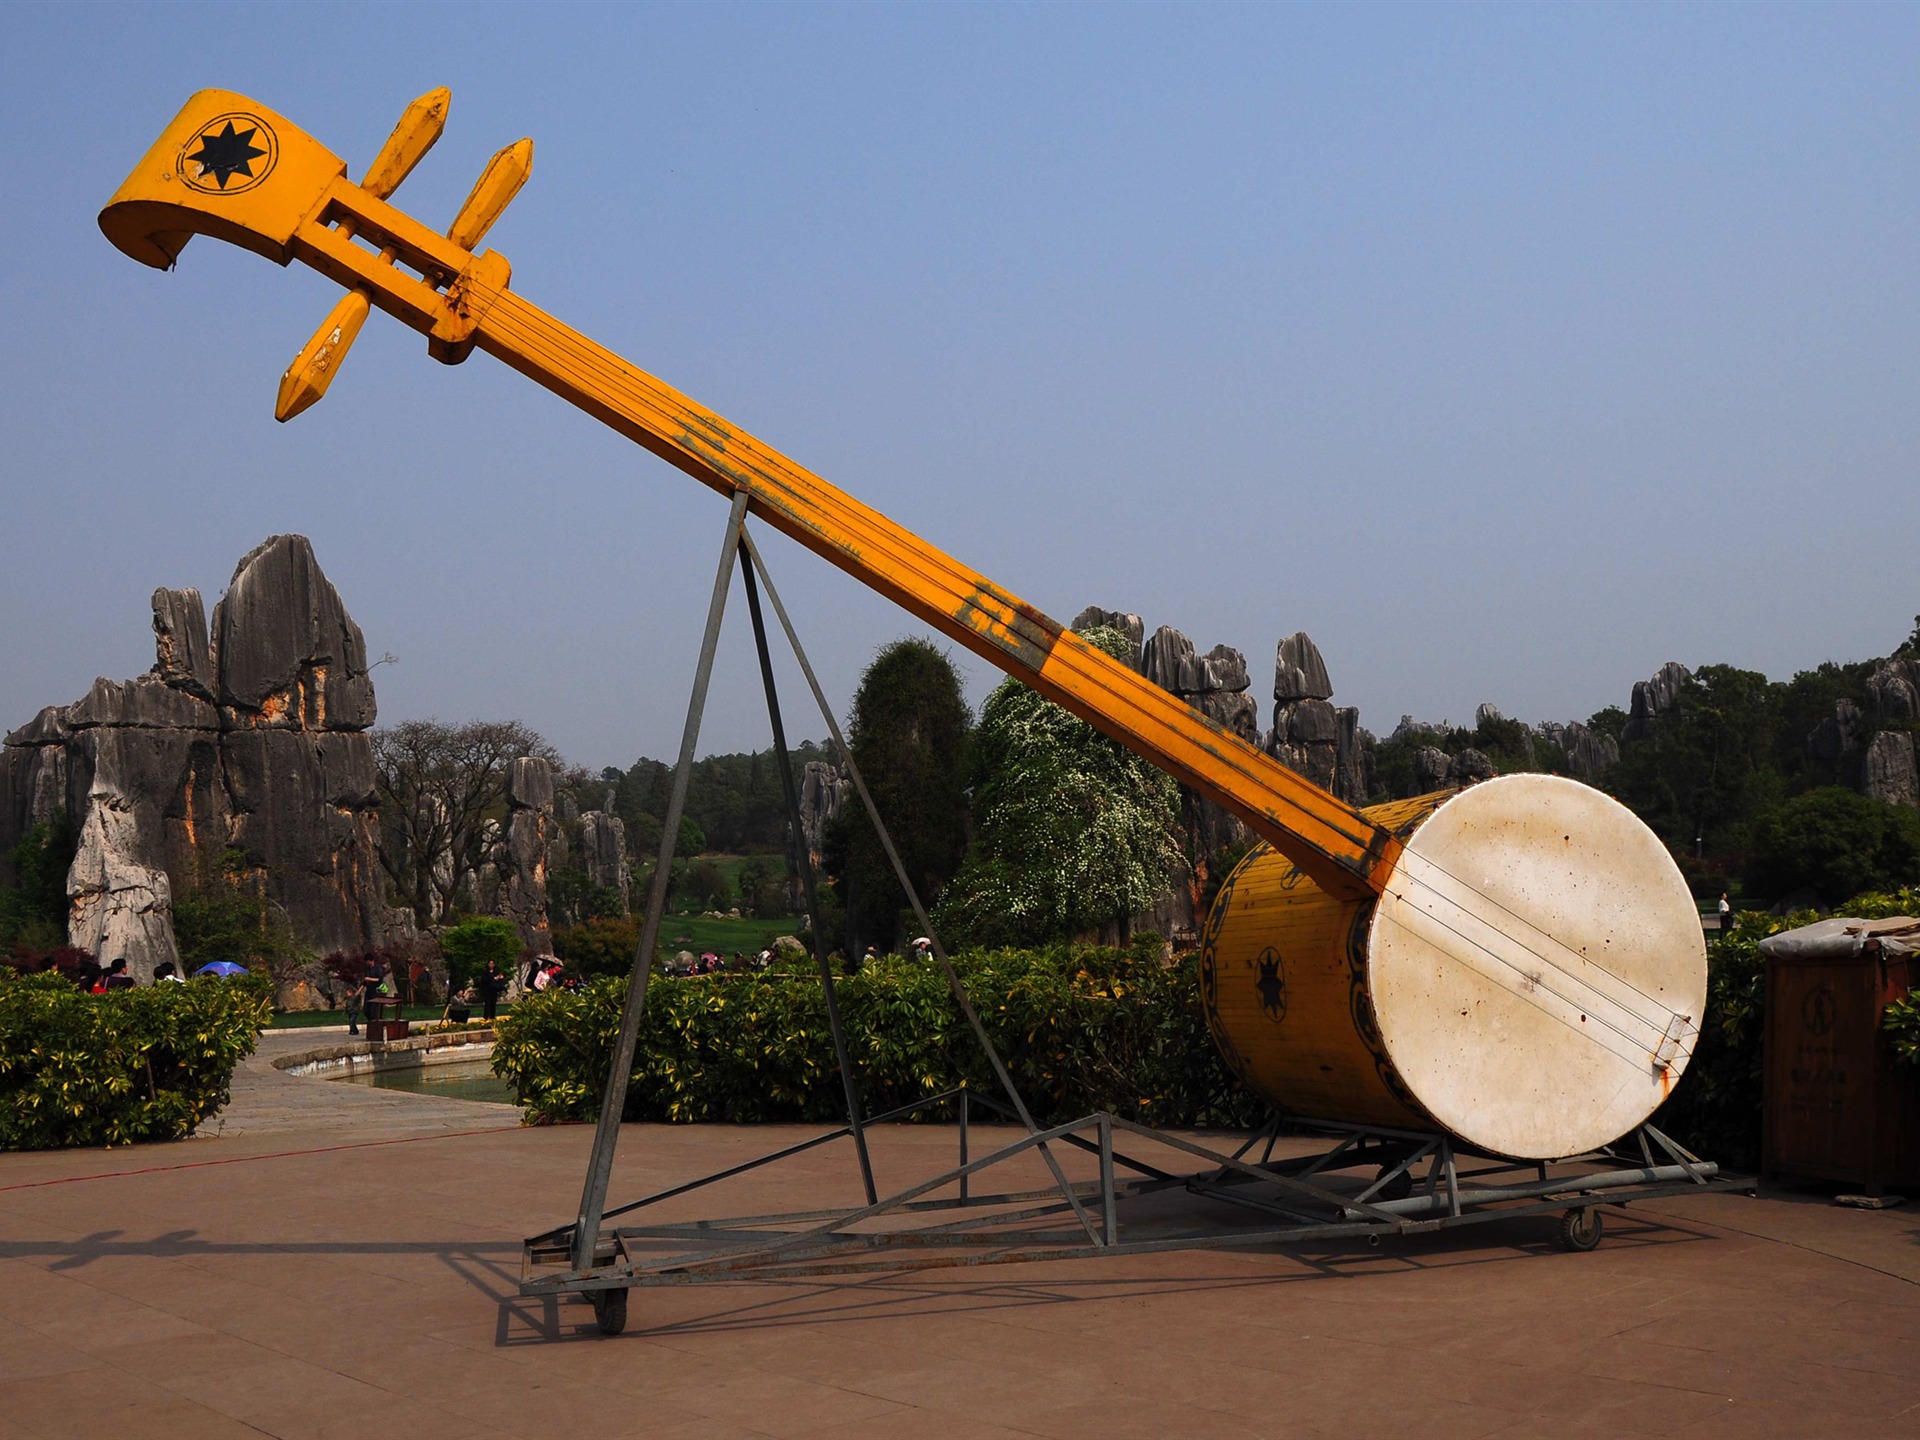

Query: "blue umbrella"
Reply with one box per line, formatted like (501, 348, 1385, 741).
(192, 961, 249, 977)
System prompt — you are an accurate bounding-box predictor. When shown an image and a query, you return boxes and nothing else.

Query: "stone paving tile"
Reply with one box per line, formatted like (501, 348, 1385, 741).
(1015, 1395, 1286, 1440)
(85, 1331, 287, 1384)
(421, 1364, 714, 1440)
(0, 1364, 240, 1440)
(5, 1112, 1920, 1439)
(1663, 1399, 1920, 1440)
(158, 1355, 405, 1437)
(823, 1360, 1117, 1430)
(0, 1331, 97, 1388)
(1580, 1337, 1919, 1419)
(794, 1413, 1038, 1440)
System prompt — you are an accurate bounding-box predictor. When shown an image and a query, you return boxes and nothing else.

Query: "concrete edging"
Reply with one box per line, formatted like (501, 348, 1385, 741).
(274, 1028, 496, 1080)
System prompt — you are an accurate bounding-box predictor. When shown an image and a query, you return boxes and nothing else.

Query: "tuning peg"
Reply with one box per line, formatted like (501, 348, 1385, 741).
(361, 86, 449, 200)
(275, 87, 449, 423)
(448, 138, 532, 250)
(276, 290, 369, 421)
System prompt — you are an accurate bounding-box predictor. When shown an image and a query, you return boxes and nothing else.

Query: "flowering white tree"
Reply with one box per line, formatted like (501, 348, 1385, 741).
(936, 628, 1180, 947)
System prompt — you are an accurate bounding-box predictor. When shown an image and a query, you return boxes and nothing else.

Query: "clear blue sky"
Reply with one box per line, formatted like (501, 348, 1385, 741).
(4, 2, 1917, 772)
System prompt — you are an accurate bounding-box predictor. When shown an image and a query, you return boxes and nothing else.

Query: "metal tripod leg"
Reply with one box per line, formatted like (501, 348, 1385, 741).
(568, 491, 750, 1274)
(739, 539, 877, 1205)
(737, 530, 1102, 1244)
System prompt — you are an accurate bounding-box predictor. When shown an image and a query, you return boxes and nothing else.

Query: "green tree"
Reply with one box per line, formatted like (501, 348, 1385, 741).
(826, 639, 974, 957)
(615, 744, 832, 858)
(0, 812, 78, 951)
(1749, 788, 1920, 906)
(438, 917, 523, 992)
(1608, 665, 1784, 854)
(935, 628, 1179, 948)
(684, 858, 733, 911)
(371, 718, 558, 926)
(171, 848, 296, 974)
(547, 866, 623, 927)
(735, 857, 792, 920)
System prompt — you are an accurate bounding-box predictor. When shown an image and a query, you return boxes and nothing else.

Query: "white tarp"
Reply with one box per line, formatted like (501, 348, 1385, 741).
(1758, 915, 1920, 961)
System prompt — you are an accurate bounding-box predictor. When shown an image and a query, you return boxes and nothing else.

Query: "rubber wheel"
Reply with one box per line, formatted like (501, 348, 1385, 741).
(1558, 1207, 1603, 1252)
(1373, 1164, 1414, 1203)
(590, 1288, 629, 1336)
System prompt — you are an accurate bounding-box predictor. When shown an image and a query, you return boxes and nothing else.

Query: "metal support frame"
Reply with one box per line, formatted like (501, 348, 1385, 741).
(739, 542, 876, 1205)
(536, 501, 1740, 1329)
(555, 502, 1085, 1278)
(526, 1112, 1734, 1304)
(566, 490, 751, 1274)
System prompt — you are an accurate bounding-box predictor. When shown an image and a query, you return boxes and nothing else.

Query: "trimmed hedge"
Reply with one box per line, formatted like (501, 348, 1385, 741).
(492, 943, 1262, 1130)
(497, 900, 1920, 1160)
(0, 972, 270, 1149)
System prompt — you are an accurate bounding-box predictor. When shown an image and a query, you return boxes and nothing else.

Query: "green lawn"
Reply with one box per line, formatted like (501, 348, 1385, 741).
(657, 912, 800, 957)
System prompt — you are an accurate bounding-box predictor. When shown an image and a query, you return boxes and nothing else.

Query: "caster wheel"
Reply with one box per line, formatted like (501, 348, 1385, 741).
(1373, 1164, 1413, 1203)
(1557, 1206, 1602, 1252)
(590, 1288, 629, 1336)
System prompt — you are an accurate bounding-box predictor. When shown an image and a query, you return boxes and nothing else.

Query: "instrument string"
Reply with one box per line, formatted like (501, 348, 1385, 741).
(1376, 874, 1682, 1065)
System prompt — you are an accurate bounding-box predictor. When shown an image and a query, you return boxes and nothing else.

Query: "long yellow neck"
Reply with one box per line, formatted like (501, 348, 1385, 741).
(467, 282, 1398, 899)
(100, 89, 1402, 900)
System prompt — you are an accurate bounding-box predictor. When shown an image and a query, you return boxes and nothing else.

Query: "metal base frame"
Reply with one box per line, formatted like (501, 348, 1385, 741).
(523, 1099, 1736, 1333)
(524, 499, 1738, 1337)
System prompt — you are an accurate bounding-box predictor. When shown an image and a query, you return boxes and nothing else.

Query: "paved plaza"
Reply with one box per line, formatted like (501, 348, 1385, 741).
(0, 1037, 1916, 1440)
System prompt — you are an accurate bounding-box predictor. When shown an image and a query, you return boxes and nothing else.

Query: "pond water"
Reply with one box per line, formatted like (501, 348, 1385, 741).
(342, 1057, 518, 1106)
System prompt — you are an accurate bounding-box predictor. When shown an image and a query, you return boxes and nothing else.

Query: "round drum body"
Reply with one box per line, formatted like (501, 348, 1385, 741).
(1199, 774, 1707, 1160)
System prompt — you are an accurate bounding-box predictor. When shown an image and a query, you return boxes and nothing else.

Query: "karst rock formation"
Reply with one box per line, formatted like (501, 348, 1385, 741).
(0, 536, 385, 980)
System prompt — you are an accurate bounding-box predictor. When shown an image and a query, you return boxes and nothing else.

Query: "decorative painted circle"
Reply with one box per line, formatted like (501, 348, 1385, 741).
(178, 114, 278, 194)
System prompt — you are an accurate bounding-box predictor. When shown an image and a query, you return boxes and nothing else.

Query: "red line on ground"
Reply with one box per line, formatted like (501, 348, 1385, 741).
(0, 1124, 524, 1193)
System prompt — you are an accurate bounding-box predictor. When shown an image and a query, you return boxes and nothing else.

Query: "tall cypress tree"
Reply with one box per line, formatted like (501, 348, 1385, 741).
(826, 638, 974, 958)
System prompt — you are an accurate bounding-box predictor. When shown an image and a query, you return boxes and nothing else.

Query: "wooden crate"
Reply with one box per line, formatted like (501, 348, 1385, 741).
(1764, 947, 1920, 1192)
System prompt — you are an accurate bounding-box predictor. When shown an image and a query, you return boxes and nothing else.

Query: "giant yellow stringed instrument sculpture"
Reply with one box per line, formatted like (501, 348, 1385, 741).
(101, 89, 1706, 1162)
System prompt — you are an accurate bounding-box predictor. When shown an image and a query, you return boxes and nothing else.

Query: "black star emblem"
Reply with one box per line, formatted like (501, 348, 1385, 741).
(1253, 948, 1286, 1022)
(186, 121, 267, 190)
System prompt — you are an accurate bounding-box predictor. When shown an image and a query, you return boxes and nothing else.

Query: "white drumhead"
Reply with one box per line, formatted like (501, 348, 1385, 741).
(1367, 774, 1706, 1159)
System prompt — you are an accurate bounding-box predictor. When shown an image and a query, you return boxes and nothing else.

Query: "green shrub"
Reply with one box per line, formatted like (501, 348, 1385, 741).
(1648, 911, 1780, 1170)
(492, 942, 1260, 1130)
(0, 971, 270, 1149)
(1886, 992, 1920, 1069)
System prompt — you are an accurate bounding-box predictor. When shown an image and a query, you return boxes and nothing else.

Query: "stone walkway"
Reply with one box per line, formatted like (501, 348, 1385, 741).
(205, 1032, 518, 1141)
(0, 1053, 1915, 1439)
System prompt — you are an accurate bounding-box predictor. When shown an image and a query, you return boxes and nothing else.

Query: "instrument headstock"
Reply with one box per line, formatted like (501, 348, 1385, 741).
(102, 88, 530, 416)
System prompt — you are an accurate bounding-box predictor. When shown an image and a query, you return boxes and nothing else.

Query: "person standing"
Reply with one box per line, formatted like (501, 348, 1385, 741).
(1718, 892, 1733, 938)
(360, 955, 389, 1032)
(480, 959, 505, 1023)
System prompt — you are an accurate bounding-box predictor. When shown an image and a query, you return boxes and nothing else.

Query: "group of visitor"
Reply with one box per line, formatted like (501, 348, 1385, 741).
(667, 950, 773, 977)
(38, 956, 197, 991)
(342, 955, 510, 1035)
(526, 957, 583, 994)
